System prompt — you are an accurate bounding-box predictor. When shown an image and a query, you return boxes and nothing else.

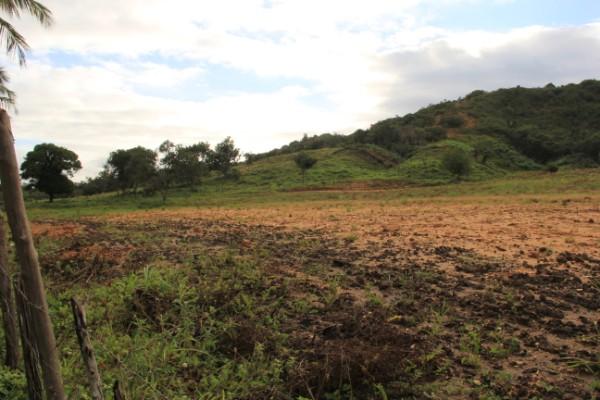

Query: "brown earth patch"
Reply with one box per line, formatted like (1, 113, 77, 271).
(33, 195, 600, 398)
(31, 221, 83, 239)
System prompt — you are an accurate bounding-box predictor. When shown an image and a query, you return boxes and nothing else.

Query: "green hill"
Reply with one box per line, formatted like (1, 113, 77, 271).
(239, 145, 401, 189)
(243, 79, 600, 189)
(71, 79, 600, 200)
(236, 137, 538, 190)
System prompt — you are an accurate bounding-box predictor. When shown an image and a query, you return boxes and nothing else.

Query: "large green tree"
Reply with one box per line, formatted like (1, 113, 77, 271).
(208, 137, 240, 177)
(106, 146, 157, 193)
(159, 140, 211, 189)
(0, 0, 53, 106)
(20, 143, 81, 202)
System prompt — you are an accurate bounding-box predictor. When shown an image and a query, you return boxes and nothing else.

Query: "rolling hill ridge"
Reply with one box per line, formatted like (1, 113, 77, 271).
(239, 79, 600, 189)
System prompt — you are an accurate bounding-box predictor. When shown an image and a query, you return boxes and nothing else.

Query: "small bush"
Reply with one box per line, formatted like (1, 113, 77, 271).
(0, 367, 27, 400)
(442, 148, 472, 179)
(225, 167, 242, 181)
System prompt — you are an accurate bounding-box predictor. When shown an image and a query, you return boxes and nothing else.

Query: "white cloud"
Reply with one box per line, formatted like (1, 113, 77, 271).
(8, 61, 361, 178)
(376, 23, 600, 114)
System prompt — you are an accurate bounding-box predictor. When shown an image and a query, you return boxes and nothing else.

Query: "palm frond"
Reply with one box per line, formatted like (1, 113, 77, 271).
(0, 0, 53, 64)
(0, 0, 53, 26)
(0, 0, 52, 109)
(0, 16, 28, 65)
(0, 66, 15, 109)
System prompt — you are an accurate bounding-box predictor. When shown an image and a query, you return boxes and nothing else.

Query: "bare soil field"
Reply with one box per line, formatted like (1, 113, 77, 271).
(32, 194, 600, 399)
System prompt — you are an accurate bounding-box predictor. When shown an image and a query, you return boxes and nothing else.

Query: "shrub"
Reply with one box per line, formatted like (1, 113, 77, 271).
(225, 167, 242, 181)
(0, 367, 26, 400)
(442, 148, 472, 180)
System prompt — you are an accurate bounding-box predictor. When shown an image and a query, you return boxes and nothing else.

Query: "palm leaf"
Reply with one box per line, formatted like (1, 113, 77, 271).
(0, 66, 15, 108)
(0, 0, 52, 107)
(0, 0, 53, 26)
(0, 16, 27, 65)
(0, 0, 53, 64)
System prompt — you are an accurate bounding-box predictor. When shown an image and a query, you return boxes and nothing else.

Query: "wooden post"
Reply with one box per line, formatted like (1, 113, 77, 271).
(0, 215, 19, 368)
(71, 297, 104, 400)
(113, 380, 125, 400)
(14, 279, 43, 400)
(0, 110, 66, 399)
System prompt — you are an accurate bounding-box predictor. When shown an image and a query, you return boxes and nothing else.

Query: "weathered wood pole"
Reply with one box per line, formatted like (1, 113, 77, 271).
(113, 380, 125, 400)
(14, 279, 43, 400)
(0, 214, 19, 368)
(0, 110, 65, 399)
(71, 298, 104, 400)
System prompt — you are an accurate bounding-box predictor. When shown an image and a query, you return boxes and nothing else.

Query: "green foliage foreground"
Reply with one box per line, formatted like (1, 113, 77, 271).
(52, 257, 294, 399)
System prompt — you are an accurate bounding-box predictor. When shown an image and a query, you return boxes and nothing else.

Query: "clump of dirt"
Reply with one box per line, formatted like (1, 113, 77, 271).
(217, 319, 277, 358)
(126, 287, 177, 331)
(557, 251, 600, 266)
(287, 305, 431, 398)
(35, 221, 157, 286)
(40, 240, 139, 285)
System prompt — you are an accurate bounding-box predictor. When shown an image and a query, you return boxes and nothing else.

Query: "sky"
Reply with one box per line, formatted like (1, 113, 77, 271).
(3, 0, 600, 179)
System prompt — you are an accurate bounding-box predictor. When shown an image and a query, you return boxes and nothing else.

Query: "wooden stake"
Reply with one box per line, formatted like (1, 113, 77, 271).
(0, 215, 19, 368)
(14, 278, 43, 400)
(113, 380, 126, 400)
(71, 298, 104, 400)
(0, 110, 65, 399)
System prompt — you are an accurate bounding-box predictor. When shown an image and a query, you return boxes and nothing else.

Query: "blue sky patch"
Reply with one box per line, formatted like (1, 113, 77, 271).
(429, 0, 600, 31)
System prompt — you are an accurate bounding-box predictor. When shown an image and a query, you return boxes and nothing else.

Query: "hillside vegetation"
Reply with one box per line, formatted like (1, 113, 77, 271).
(242, 79, 600, 188)
(64, 80, 600, 202)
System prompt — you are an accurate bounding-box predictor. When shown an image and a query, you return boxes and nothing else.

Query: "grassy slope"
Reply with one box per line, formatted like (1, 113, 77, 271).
(239, 133, 540, 188)
(25, 132, 578, 221)
(245, 80, 600, 189)
(25, 168, 600, 220)
(237, 147, 398, 189)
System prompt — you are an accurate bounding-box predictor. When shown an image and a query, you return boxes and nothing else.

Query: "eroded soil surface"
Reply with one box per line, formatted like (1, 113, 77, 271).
(33, 196, 600, 399)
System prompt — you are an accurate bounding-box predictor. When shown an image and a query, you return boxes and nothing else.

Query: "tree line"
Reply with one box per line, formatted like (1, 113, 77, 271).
(20, 137, 242, 202)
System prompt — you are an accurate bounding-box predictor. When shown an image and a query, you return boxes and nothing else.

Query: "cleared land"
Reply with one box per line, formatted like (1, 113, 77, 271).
(19, 185, 600, 399)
